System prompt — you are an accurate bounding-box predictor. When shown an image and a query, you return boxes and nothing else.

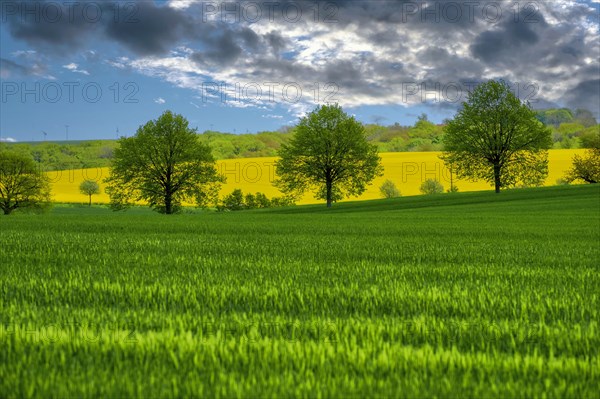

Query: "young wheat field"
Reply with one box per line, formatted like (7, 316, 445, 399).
(1, 184, 598, 397)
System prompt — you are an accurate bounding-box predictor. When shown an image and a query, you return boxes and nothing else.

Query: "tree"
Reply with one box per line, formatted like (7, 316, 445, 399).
(445, 161, 458, 193)
(221, 188, 245, 211)
(535, 108, 573, 127)
(79, 180, 100, 206)
(574, 109, 597, 128)
(0, 151, 51, 215)
(104, 111, 222, 214)
(420, 179, 444, 195)
(254, 192, 271, 208)
(379, 179, 401, 198)
(442, 80, 552, 193)
(244, 192, 257, 209)
(564, 137, 600, 184)
(275, 104, 383, 207)
(579, 125, 600, 148)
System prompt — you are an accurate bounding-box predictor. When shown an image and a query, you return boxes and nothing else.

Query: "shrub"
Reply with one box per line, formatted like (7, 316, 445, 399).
(221, 189, 245, 211)
(420, 179, 444, 195)
(218, 189, 294, 211)
(379, 179, 401, 198)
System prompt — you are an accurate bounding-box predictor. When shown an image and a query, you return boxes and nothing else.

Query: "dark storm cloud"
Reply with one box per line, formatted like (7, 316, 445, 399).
(1, 0, 97, 51)
(530, 98, 561, 110)
(564, 79, 600, 117)
(191, 30, 243, 66)
(1, 0, 198, 55)
(104, 2, 195, 56)
(324, 60, 362, 83)
(189, 24, 289, 67)
(470, 10, 545, 65)
(1, 0, 598, 111)
(264, 31, 288, 56)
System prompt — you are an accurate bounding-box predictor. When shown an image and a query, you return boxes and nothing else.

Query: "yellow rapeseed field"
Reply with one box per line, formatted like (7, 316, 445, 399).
(49, 149, 586, 205)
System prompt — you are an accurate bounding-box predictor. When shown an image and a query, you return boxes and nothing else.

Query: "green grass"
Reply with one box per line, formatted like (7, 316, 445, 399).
(1, 184, 599, 398)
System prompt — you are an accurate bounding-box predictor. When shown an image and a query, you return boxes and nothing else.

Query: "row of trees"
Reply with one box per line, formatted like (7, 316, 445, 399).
(1, 80, 598, 215)
(4, 107, 596, 172)
(218, 189, 295, 211)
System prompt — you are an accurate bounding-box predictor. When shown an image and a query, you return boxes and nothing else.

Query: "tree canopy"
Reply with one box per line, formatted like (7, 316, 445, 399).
(564, 135, 600, 184)
(0, 151, 51, 215)
(380, 179, 401, 198)
(442, 80, 552, 193)
(79, 179, 100, 206)
(275, 104, 383, 207)
(104, 111, 222, 214)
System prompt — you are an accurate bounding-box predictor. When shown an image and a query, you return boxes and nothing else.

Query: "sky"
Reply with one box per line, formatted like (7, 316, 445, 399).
(0, 0, 599, 142)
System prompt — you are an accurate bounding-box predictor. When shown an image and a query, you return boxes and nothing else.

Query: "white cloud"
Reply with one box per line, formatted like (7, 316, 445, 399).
(63, 63, 89, 75)
(105, 57, 130, 69)
(167, 0, 195, 9)
(11, 50, 37, 57)
(104, 1, 599, 115)
(154, 97, 166, 104)
(0, 137, 17, 142)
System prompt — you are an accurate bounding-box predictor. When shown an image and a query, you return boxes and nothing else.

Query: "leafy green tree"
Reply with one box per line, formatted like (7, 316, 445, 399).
(409, 114, 442, 143)
(442, 80, 552, 193)
(536, 108, 573, 127)
(579, 126, 600, 148)
(564, 138, 600, 184)
(558, 123, 585, 137)
(379, 179, 401, 198)
(105, 111, 222, 214)
(386, 137, 407, 152)
(79, 179, 100, 206)
(275, 104, 383, 207)
(420, 179, 444, 195)
(245, 192, 257, 209)
(0, 151, 51, 215)
(574, 109, 597, 127)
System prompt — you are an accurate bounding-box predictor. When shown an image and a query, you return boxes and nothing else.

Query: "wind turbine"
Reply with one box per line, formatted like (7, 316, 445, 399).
(42, 131, 47, 141)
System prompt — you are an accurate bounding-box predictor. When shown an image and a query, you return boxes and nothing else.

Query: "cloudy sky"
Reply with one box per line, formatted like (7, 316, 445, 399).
(1, 0, 598, 141)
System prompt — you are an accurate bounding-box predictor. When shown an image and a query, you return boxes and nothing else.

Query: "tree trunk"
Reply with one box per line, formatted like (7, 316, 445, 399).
(326, 180, 332, 208)
(165, 192, 173, 214)
(88, 194, 92, 206)
(3, 207, 11, 215)
(493, 163, 501, 193)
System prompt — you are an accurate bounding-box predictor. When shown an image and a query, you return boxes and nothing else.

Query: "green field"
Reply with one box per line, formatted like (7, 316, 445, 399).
(1, 185, 599, 397)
